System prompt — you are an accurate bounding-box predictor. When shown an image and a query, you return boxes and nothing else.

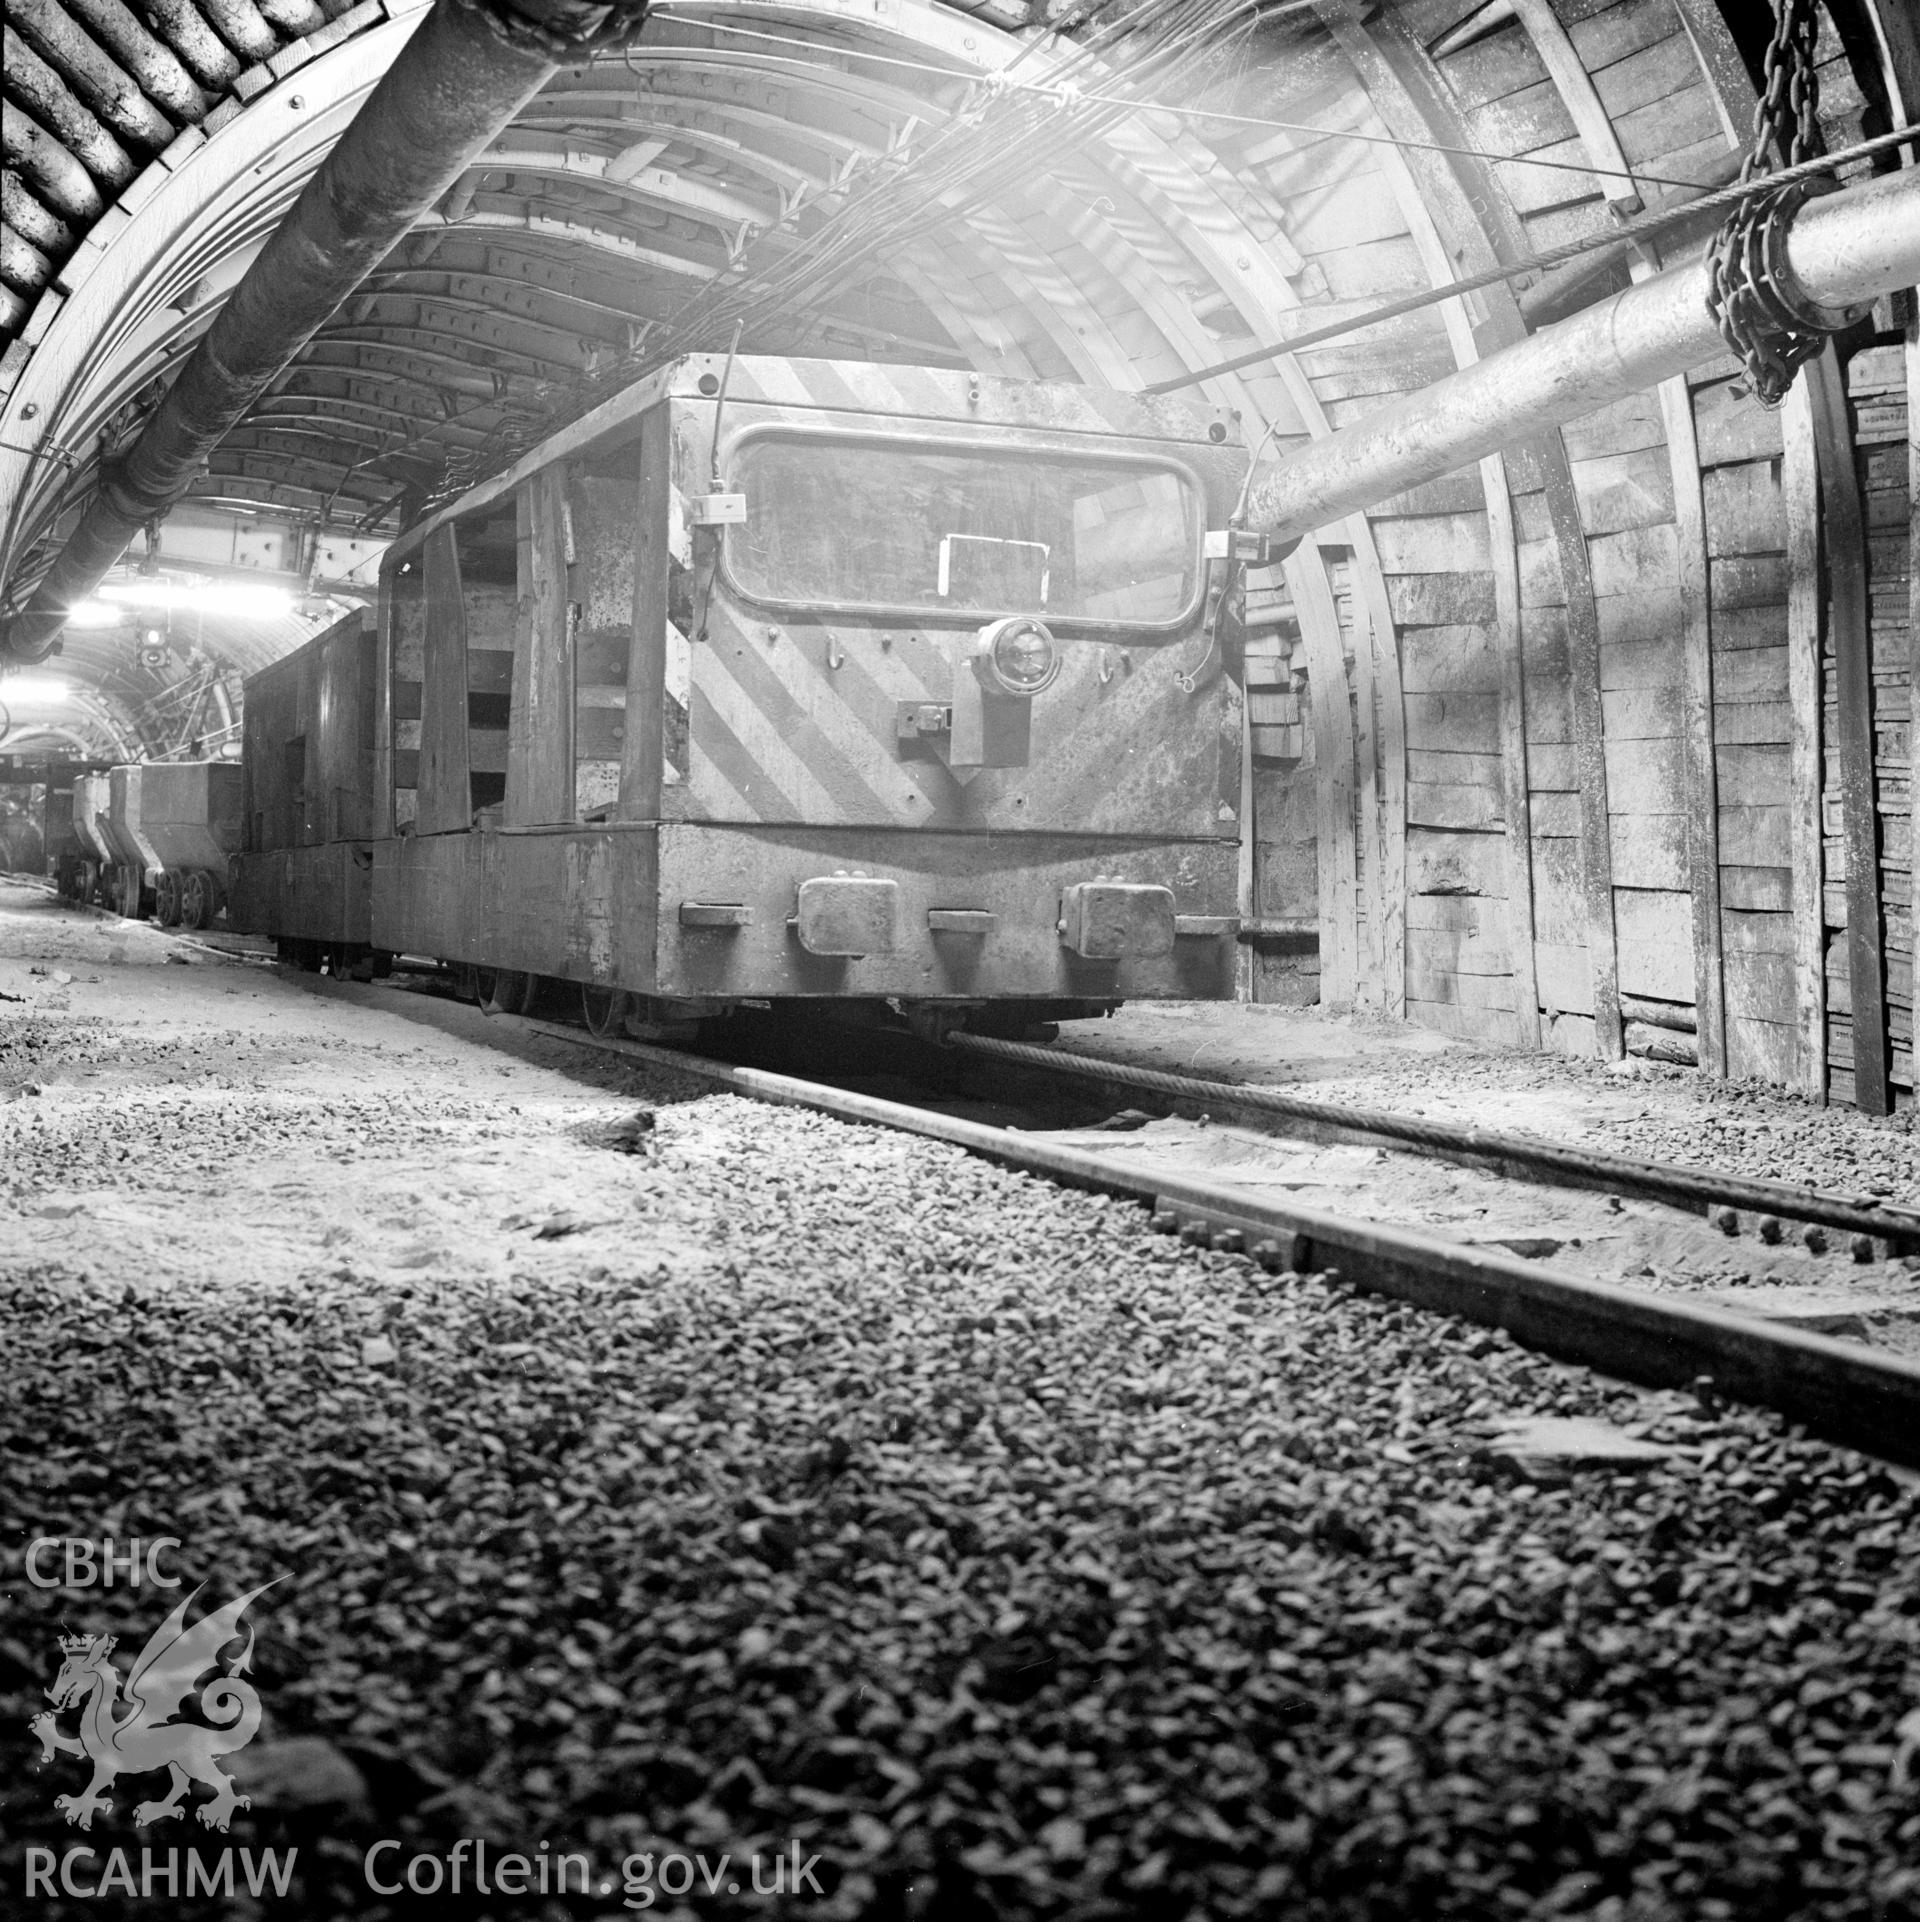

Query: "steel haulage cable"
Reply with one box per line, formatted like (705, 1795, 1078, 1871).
(946, 1030, 1920, 1253)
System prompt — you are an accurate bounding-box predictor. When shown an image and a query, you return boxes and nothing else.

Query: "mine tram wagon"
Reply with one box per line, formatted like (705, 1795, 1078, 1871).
(231, 355, 1259, 1038)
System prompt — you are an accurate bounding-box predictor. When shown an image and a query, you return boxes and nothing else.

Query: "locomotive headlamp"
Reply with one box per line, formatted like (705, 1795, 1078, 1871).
(947, 618, 1059, 772)
(975, 616, 1060, 698)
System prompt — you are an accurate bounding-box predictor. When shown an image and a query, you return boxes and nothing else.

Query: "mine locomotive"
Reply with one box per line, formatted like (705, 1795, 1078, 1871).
(228, 356, 1254, 1034)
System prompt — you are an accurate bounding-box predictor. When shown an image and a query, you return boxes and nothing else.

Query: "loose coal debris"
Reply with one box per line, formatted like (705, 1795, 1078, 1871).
(3, 1092, 1917, 1921)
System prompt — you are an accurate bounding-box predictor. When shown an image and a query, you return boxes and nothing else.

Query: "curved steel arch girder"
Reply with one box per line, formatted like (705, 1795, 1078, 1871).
(508, 107, 822, 190)
(9, 0, 1416, 621)
(457, 143, 773, 232)
(0, 1, 436, 595)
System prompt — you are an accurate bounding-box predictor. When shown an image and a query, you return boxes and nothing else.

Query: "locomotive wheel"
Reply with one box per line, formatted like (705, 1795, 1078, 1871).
(154, 872, 181, 927)
(582, 985, 629, 1037)
(624, 998, 701, 1043)
(480, 968, 533, 1017)
(178, 870, 213, 931)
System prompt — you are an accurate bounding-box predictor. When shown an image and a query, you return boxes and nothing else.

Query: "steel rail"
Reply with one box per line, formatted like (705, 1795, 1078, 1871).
(947, 1031, 1920, 1255)
(515, 1017, 1920, 1470)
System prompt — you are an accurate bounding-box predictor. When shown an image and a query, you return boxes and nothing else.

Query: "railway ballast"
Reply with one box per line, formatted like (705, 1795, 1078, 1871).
(2, 892, 1917, 1919)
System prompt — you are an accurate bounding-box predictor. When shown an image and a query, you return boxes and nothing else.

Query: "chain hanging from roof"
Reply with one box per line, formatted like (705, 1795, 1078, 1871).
(1702, 0, 1851, 408)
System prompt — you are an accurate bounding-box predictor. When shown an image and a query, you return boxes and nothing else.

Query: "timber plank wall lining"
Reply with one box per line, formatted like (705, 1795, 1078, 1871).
(1696, 360, 1799, 1090)
(1826, 344, 1913, 1107)
(1245, 590, 1322, 1009)
(1224, 0, 1915, 1112)
(1446, 0, 1727, 1073)
(1392, 0, 1729, 1058)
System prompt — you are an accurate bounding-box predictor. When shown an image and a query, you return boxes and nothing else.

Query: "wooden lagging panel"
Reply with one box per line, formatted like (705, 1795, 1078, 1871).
(1286, 0, 1914, 1096)
(1686, 367, 1802, 1087)
(1550, 387, 1697, 1056)
(1254, 10, 1559, 1045)
(1510, 491, 1582, 1052)
(1365, 489, 1508, 1039)
(1825, 346, 1913, 1108)
(1226, 108, 1438, 1024)
(1243, 571, 1321, 1007)
(1437, 0, 1727, 249)
(1408, 0, 1730, 1062)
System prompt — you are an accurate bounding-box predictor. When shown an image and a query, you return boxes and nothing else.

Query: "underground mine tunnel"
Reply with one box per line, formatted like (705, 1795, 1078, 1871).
(2, 0, 1918, 1915)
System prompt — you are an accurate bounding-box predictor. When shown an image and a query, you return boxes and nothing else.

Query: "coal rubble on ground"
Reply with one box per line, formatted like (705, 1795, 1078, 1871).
(608, 1107, 658, 1153)
(2, 1091, 1917, 1921)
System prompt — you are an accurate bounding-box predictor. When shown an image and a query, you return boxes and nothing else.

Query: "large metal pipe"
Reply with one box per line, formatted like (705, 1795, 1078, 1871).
(1246, 167, 1920, 547)
(2, 0, 643, 664)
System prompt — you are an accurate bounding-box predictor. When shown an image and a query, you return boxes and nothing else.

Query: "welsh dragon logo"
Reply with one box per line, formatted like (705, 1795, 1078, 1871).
(30, 1581, 280, 1833)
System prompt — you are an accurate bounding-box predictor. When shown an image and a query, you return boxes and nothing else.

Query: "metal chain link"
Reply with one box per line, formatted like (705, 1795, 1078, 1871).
(1704, 0, 1842, 408)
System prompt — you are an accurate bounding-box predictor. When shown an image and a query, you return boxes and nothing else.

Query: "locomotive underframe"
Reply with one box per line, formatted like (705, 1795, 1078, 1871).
(234, 824, 1237, 1006)
(377, 822, 1236, 1003)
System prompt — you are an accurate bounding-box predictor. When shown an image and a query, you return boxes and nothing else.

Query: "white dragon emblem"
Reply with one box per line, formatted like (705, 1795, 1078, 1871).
(29, 1580, 280, 1833)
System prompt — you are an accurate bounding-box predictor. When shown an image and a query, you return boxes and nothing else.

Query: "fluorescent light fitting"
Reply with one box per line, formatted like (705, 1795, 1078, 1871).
(98, 578, 294, 617)
(1, 677, 70, 703)
(66, 600, 126, 627)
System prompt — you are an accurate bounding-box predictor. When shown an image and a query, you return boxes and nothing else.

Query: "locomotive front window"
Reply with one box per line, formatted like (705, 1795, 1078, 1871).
(724, 435, 1203, 628)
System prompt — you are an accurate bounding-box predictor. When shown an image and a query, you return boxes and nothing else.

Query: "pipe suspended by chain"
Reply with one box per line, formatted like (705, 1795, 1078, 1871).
(1243, 166, 1920, 550)
(1, 0, 650, 665)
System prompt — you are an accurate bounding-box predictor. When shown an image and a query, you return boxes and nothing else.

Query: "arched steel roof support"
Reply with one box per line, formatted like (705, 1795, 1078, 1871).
(3, 0, 653, 662)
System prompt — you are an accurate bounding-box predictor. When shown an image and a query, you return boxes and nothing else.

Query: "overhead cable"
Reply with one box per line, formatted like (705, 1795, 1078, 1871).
(1145, 123, 1918, 394)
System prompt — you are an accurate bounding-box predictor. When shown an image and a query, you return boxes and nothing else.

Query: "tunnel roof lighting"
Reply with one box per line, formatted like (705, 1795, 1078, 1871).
(98, 579, 295, 618)
(1, 678, 69, 703)
(66, 601, 126, 628)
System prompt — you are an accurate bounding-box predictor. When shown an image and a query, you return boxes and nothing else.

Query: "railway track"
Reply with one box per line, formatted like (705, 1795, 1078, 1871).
(14, 887, 1920, 1919)
(949, 1032, 1920, 1258)
(32, 900, 1920, 1474)
(482, 1007, 1920, 1475)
